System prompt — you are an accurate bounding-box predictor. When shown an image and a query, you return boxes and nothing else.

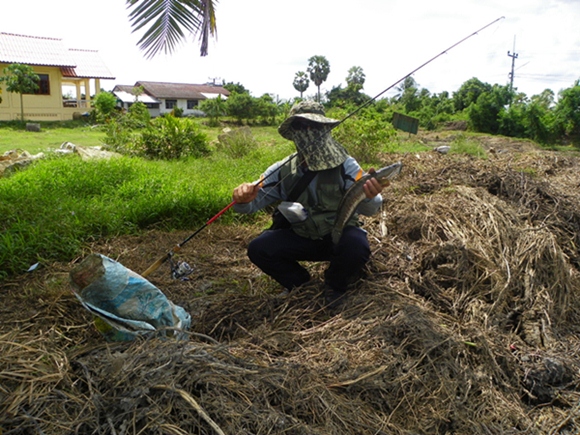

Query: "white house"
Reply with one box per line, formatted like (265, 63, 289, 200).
(112, 81, 229, 118)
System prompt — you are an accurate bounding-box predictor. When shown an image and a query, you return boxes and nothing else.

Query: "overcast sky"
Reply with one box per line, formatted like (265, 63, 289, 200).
(4, 0, 580, 101)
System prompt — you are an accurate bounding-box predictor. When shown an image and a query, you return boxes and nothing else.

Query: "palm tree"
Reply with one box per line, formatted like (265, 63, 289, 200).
(346, 66, 365, 92)
(126, 0, 217, 58)
(394, 76, 418, 99)
(293, 71, 309, 98)
(307, 55, 330, 102)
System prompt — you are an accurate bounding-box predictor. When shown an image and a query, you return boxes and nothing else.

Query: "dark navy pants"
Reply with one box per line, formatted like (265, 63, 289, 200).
(247, 226, 370, 292)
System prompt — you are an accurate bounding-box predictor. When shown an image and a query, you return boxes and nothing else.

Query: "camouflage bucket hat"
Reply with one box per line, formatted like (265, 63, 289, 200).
(278, 100, 340, 140)
(278, 100, 348, 171)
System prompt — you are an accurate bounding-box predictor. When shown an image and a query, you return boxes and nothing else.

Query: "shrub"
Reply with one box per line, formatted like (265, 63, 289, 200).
(137, 115, 210, 159)
(102, 118, 139, 154)
(127, 101, 151, 128)
(171, 106, 184, 118)
(199, 96, 226, 127)
(226, 92, 256, 124)
(93, 92, 119, 122)
(329, 108, 396, 164)
(216, 126, 258, 158)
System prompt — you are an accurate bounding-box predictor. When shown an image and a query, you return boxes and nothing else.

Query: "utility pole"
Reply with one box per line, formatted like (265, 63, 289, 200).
(507, 35, 518, 104)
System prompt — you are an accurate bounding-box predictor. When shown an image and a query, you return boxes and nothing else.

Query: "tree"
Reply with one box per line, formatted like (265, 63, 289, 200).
(93, 91, 119, 122)
(453, 77, 492, 112)
(307, 55, 330, 102)
(393, 76, 418, 99)
(346, 66, 365, 93)
(131, 85, 145, 102)
(554, 81, 580, 143)
(293, 71, 309, 98)
(225, 92, 256, 124)
(127, 101, 151, 128)
(467, 84, 511, 134)
(0, 63, 40, 122)
(326, 85, 370, 108)
(223, 82, 249, 95)
(530, 89, 555, 110)
(394, 77, 421, 113)
(199, 95, 227, 126)
(126, 0, 217, 58)
(255, 94, 280, 125)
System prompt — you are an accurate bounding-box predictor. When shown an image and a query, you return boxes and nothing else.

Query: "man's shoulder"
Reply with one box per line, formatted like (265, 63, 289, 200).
(341, 157, 363, 181)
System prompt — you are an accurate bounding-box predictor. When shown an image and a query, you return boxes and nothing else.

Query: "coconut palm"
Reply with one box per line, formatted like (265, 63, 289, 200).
(126, 0, 217, 58)
(307, 55, 330, 102)
(293, 71, 309, 98)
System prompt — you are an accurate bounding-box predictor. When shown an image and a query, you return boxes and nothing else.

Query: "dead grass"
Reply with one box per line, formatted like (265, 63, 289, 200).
(3, 137, 580, 434)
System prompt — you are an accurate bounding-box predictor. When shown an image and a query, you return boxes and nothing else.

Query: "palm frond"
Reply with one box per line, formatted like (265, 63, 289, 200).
(126, 0, 217, 58)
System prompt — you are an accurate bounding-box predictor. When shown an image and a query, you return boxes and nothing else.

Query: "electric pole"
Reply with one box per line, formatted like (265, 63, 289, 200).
(507, 35, 518, 104)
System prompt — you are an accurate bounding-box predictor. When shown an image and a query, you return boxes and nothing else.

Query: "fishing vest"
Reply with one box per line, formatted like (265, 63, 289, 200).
(279, 157, 359, 240)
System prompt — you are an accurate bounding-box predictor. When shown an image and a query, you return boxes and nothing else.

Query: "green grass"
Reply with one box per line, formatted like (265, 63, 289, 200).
(447, 134, 487, 158)
(0, 127, 293, 279)
(0, 120, 106, 154)
(0, 119, 494, 281)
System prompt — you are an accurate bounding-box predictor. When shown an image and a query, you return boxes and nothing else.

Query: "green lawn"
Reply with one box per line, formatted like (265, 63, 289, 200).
(0, 121, 106, 154)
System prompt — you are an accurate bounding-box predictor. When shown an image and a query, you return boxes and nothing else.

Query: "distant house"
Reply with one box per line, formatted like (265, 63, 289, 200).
(112, 81, 229, 117)
(0, 32, 115, 121)
(113, 84, 162, 117)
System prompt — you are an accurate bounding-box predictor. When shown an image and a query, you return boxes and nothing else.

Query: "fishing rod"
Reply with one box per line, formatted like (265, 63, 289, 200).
(141, 16, 504, 278)
(335, 16, 505, 129)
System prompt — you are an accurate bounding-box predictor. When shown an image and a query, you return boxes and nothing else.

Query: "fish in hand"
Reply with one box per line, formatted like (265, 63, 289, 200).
(332, 162, 402, 245)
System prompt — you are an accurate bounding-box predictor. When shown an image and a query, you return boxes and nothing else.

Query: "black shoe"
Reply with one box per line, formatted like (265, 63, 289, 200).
(324, 285, 347, 309)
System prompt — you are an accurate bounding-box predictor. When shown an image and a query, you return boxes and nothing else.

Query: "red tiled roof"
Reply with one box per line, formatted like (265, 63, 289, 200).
(0, 32, 76, 67)
(136, 81, 230, 99)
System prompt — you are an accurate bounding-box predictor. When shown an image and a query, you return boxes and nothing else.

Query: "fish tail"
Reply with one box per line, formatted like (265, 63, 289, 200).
(331, 228, 342, 245)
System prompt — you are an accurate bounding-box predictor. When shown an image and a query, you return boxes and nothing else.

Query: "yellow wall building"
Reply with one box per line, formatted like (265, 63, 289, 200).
(0, 32, 115, 121)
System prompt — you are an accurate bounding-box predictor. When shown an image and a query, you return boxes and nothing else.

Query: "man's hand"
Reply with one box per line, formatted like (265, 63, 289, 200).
(363, 168, 386, 199)
(233, 182, 260, 204)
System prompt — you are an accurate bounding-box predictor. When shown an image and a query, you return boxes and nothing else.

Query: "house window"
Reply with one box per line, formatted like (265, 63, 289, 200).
(187, 100, 198, 109)
(26, 74, 50, 95)
(165, 99, 177, 109)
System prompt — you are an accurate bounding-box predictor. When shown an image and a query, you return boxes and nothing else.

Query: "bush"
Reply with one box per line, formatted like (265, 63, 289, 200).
(199, 97, 226, 127)
(127, 101, 151, 128)
(93, 92, 119, 123)
(226, 92, 256, 124)
(137, 115, 210, 159)
(216, 126, 258, 158)
(329, 108, 396, 164)
(102, 118, 137, 153)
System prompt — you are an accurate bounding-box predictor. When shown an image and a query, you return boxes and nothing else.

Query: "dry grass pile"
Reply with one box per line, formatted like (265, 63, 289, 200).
(3, 144, 580, 434)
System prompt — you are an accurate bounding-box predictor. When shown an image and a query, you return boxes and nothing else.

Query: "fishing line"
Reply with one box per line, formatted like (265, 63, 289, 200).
(142, 16, 504, 278)
(253, 16, 506, 198)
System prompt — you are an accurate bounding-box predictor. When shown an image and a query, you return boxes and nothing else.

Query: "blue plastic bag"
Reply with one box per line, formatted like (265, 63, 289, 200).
(70, 254, 191, 341)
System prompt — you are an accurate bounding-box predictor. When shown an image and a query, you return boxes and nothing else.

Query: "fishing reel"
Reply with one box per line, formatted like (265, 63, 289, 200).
(168, 254, 194, 280)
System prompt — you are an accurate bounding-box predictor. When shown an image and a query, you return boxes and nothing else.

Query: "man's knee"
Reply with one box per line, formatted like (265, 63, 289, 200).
(247, 233, 268, 264)
(339, 227, 370, 261)
(247, 231, 284, 265)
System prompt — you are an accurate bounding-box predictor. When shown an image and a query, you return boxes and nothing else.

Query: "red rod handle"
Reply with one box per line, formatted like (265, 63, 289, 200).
(206, 200, 236, 225)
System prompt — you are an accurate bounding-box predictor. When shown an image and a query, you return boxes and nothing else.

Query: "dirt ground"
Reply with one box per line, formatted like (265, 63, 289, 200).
(3, 132, 580, 434)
